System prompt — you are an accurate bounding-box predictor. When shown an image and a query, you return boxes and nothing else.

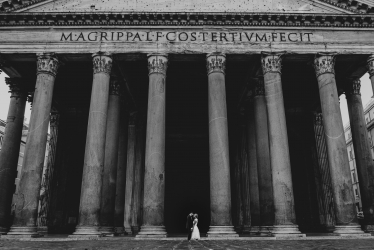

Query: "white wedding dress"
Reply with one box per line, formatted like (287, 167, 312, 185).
(191, 218, 200, 240)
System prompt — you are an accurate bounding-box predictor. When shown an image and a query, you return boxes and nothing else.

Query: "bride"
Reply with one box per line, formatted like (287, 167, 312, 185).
(191, 214, 200, 240)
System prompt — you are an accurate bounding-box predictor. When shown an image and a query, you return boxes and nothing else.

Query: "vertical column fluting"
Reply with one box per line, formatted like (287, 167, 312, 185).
(253, 79, 274, 233)
(313, 54, 362, 234)
(346, 79, 374, 232)
(137, 54, 168, 238)
(124, 112, 137, 234)
(72, 53, 112, 236)
(114, 105, 128, 235)
(0, 78, 27, 234)
(206, 53, 238, 237)
(261, 53, 302, 236)
(7, 54, 59, 237)
(246, 98, 261, 235)
(99, 76, 122, 235)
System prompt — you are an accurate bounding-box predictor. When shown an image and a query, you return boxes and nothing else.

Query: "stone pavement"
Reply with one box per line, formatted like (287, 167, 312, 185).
(1, 238, 374, 249)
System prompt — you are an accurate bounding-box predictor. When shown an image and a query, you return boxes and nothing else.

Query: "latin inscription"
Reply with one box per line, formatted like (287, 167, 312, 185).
(60, 31, 314, 43)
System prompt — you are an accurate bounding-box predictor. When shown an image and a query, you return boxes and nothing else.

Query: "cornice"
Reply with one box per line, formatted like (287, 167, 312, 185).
(0, 12, 374, 28)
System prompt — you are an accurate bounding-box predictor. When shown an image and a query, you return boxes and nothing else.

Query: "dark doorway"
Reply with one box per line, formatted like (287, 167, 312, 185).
(165, 58, 211, 234)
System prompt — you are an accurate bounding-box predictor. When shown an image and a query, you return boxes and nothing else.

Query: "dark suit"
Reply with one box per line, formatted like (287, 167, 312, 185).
(186, 214, 194, 240)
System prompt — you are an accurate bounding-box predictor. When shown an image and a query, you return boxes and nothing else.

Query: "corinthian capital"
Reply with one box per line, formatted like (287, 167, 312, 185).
(148, 54, 168, 75)
(50, 111, 60, 128)
(37, 53, 59, 77)
(346, 79, 361, 96)
(313, 53, 336, 77)
(206, 53, 226, 75)
(314, 113, 323, 126)
(109, 76, 121, 96)
(92, 52, 112, 75)
(254, 79, 265, 96)
(5, 77, 27, 99)
(261, 53, 282, 75)
(367, 55, 374, 78)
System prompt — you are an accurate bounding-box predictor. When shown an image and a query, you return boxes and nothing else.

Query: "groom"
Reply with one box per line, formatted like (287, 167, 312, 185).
(186, 212, 194, 240)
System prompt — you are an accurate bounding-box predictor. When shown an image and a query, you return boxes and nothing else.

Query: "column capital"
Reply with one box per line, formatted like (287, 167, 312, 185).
(147, 54, 168, 75)
(5, 77, 27, 99)
(313, 53, 336, 77)
(206, 52, 226, 75)
(50, 111, 60, 128)
(254, 78, 265, 96)
(346, 79, 361, 96)
(36, 53, 60, 77)
(109, 76, 121, 96)
(261, 53, 283, 75)
(367, 55, 374, 78)
(313, 112, 323, 126)
(92, 52, 113, 75)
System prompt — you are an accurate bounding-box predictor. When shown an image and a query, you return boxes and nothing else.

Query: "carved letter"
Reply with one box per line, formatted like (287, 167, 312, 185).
(88, 32, 98, 41)
(60, 32, 73, 41)
(220, 33, 228, 42)
(117, 32, 124, 41)
(201, 32, 208, 41)
(288, 33, 298, 42)
(166, 32, 176, 41)
(244, 32, 254, 42)
(255, 33, 267, 42)
(145, 32, 152, 41)
(191, 32, 197, 41)
(133, 32, 142, 41)
(211, 32, 217, 42)
(126, 32, 134, 41)
(178, 32, 188, 41)
(100, 32, 108, 41)
(76, 32, 86, 41)
(156, 31, 163, 41)
(271, 33, 278, 42)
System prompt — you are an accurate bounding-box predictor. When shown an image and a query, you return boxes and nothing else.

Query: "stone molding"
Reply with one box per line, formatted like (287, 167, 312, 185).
(147, 54, 168, 75)
(206, 53, 226, 75)
(254, 78, 265, 96)
(347, 79, 361, 96)
(261, 53, 282, 75)
(314, 53, 336, 77)
(37, 53, 59, 77)
(109, 76, 121, 96)
(2, 13, 374, 28)
(92, 52, 112, 75)
(367, 55, 374, 78)
(5, 77, 27, 99)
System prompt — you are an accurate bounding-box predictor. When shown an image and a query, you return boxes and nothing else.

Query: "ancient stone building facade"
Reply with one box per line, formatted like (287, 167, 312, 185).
(1, 0, 374, 238)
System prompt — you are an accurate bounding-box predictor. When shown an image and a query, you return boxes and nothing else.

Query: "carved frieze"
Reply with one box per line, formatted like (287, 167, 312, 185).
(206, 53, 226, 75)
(313, 54, 336, 77)
(37, 53, 59, 77)
(147, 54, 168, 75)
(92, 53, 112, 75)
(261, 54, 282, 75)
(5, 77, 27, 99)
(367, 55, 374, 78)
(109, 76, 121, 96)
(254, 79, 265, 96)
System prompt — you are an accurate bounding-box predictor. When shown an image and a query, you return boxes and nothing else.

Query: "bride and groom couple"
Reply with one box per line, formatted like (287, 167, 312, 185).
(186, 212, 200, 240)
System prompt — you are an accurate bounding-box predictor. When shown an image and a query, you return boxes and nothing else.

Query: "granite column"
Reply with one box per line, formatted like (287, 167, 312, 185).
(7, 54, 59, 237)
(346, 79, 374, 232)
(261, 53, 302, 236)
(72, 53, 112, 236)
(137, 54, 168, 238)
(253, 78, 274, 234)
(99, 76, 121, 235)
(206, 53, 238, 237)
(314, 54, 362, 234)
(0, 78, 27, 234)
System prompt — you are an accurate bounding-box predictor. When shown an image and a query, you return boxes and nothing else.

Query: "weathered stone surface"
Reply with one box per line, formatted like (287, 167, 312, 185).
(314, 54, 361, 234)
(8, 54, 59, 237)
(0, 78, 27, 234)
(72, 53, 112, 236)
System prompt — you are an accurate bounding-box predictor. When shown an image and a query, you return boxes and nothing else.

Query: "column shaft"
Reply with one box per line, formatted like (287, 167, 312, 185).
(124, 113, 137, 234)
(73, 53, 112, 236)
(137, 54, 168, 238)
(7, 54, 59, 237)
(240, 121, 251, 234)
(261, 53, 301, 236)
(346, 79, 374, 231)
(0, 78, 27, 234)
(114, 107, 128, 235)
(206, 53, 237, 237)
(99, 77, 121, 234)
(314, 54, 361, 234)
(253, 79, 274, 231)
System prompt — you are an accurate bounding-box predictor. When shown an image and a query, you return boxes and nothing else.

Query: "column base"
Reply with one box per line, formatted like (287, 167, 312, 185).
(131, 225, 140, 234)
(241, 225, 251, 234)
(0, 226, 9, 235)
(99, 226, 115, 236)
(272, 225, 305, 237)
(333, 225, 365, 235)
(69, 226, 102, 237)
(136, 226, 167, 238)
(364, 224, 374, 234)
(124, 227, 133, 235)
(259, 226, 273, 236)
(114, 227, 126, 235)
(234, 225, 243, 233)
(207, 226, 239, 238)
(249, 226, 261, 235)
(3, 226, 41, 238)
(37, 226, 48, 235)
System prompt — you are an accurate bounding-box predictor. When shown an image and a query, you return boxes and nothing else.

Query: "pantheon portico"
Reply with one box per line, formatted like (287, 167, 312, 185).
(0, 0, 374, 239)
